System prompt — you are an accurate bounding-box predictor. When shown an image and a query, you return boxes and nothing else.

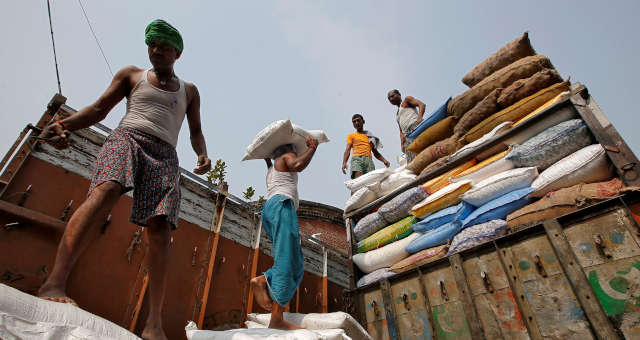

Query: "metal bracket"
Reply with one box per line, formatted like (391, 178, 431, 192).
(402, 293, 411, 311)
(371, 299, 379, 317)
(17, 184, 32, 206)
(100, 214, 111, 234)
(3, 222, 23, 231)
(439, 280, 449, 301)
(534, 255, 548, 277)
(481, 271, 494, 293)
(593, 234, 612, 259)
(191, 246, 198, 266)
(126, 230, 143, 263)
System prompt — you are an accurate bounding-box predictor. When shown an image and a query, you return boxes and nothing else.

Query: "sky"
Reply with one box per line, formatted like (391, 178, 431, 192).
(2, 1, 640, 209)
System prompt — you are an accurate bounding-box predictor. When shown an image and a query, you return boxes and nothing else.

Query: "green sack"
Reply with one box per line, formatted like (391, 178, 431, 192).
(357, 216, 417, 253)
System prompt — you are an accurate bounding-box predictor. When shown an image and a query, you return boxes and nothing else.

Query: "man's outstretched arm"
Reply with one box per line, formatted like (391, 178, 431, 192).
(185, 83, 211, 175)
(372, 147, 390, 168)
(284, 137, 319, 172)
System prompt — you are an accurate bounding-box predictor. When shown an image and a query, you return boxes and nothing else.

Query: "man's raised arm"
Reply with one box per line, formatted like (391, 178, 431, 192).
(185, 82, 211, 175)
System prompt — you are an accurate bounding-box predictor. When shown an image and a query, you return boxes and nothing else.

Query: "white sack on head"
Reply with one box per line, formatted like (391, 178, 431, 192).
(243, 120, 329, 161)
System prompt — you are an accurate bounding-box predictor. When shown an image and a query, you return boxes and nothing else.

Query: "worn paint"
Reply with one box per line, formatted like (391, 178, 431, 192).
(521, 274, 594, 340)
(423, 264, 460, 306)
(587, 258, 640, 316)
(474, 289, 530, 340)
(366, 319, 391, 340)
(432, 302, 472, 340)
(463, 250, 510, 295)
(397, 310, 432, 340)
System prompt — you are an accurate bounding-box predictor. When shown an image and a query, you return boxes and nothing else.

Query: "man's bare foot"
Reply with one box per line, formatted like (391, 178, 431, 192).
(268, 318, 303, 330)
(38, 283, 78, 307)
(251, 275, 273, 311)
(141, 324, 168, 340)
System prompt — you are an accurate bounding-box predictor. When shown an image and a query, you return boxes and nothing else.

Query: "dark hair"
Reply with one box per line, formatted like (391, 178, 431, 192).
(272, 144, 296, 159)
(390, 89, 401, 96)
(352, 113, 364, 121)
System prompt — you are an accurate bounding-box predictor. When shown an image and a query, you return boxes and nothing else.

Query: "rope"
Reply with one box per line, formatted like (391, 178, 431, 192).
(46, 0, 62, 94)
(78, 0, 114, 77)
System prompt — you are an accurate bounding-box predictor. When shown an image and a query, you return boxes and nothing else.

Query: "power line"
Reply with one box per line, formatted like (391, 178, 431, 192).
(46, 0, 62, 94)
(77, 0, 114, 77)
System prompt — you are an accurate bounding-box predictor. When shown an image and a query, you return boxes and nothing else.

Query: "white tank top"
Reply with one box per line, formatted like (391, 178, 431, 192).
(266, 167, 299, 210)
(119, 69, 187, 147)
(397, 106, 420, 135)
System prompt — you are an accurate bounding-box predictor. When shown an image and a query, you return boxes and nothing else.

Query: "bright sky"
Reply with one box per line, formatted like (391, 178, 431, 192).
(2, 1, 640, 209)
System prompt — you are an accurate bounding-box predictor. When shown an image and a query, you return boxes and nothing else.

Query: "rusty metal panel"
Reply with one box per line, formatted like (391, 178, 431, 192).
(583, 256, 640, 339)
(431, 302, 472, 340)
(463, 248, 529, 339)
(508, 233, 595, 339)
(564, 208, 640, 267)
(366, 319, 391, 340)
(423, 262, 461, 306)
(390, 275, 432, 339)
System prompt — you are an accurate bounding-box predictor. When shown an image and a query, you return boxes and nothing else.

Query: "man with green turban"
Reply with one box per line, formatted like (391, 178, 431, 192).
(38, 19, 210, 340)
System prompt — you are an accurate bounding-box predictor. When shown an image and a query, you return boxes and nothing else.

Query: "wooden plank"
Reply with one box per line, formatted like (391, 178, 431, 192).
(345, 218, 357, 290)
(322, 247, 328, 313)
(571, 85, 640, 187)
(544, 220, 621, 340)
(390, 274, 432, 339)
(197, 193, 227, 329)
(431, 301, 472, 340)
(245, 219, 262, 315)
(473, 287, 530, 340)
(380, 279, 400, 340)
(128, 273, 149, 332)
(495, 243, 543, 340)
(449, 254, 485, 340)
(417, 268, 437, 340)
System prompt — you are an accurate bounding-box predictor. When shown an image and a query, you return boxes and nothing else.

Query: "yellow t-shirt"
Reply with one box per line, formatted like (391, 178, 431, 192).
(347, 132, 372, 158)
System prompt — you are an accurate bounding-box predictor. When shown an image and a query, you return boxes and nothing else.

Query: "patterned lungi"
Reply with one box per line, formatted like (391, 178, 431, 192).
(89, 127, 181, 229)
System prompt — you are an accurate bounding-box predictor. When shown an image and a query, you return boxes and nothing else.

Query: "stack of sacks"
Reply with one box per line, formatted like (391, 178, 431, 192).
(506, 119, 594, 171)
(357, 216, 417, 253)
(243, 120, 329, 161)
(462, 187, 534, 228)
(352, 233, 420, 273)
(356, 268, 396, 288)
(406, 222, 462, 253)
(459, 80, 570, 144)
(531, 144, 615, 197)
(462, 32, 536, 88)
(411, 180, 473, 218)
(420, 159, 477, 194)
(450, 122, 513, 161)
(344, 168, 392, 213)
(245, 312, 372, 340)
(507, 178, 627, 229)
(390, 244, 449, 273)
(353, 187, 428, 242)
(406, 98, 452, 152)
(406, 134, 463, 175)
(451, 149, 514, 185)
(461, 167, 539, 207)
(448, 220, 509, 254)
(412, 202, 475, 233)
(378, 167, 417, 196)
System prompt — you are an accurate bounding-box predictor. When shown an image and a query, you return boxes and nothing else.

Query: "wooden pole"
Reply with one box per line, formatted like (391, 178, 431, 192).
(197, 193, 227, 329)
(322, 246, 328, 313)
(128, 273, 149, 332)
(246, 219, 262, 315)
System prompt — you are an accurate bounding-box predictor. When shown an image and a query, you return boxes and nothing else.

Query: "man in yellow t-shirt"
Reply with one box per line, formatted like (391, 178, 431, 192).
(342, 114, 390, 179)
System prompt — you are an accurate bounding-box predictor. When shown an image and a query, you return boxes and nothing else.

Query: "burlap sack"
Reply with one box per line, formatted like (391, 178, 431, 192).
(507, 178, 625, 229)
(460, 80, 570, 144)
(462, 32, 536, 88)
(407, 134, 462, 175)
(419, 155, 450, 177)
(407, 116, 456, 154)
(497, 69, 563, 108)
(448, 55, 554, 118)
(453, 88, 502, 135)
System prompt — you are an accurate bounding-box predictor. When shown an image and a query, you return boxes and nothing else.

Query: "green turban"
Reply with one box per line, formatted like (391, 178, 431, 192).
(145, 19, 183, 52)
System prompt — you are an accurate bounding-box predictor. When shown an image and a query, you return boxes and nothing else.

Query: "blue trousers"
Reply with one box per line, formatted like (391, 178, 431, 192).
(261, 195, 305, 307)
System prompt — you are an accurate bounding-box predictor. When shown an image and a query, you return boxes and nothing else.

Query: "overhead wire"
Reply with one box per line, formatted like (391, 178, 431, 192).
(46, 0, 62, 94)
(77, 0, 114, 77)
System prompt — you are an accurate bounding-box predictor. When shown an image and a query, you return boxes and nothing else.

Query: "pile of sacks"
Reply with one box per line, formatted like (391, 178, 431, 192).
(352, 116, 624, 288)
(344, 166, 418, 213)
(402, 32, 572, 177)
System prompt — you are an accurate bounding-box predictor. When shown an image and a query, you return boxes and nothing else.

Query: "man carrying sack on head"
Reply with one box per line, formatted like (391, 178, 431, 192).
(37, 19, 211, 340)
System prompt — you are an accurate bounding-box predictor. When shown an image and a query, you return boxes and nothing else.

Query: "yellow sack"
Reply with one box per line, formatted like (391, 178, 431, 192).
(411, 180, 472, 218)
(421, 159, 477, 194)
(407, 116, 456, 154)
(460, 80, 571, 144)
(512, 90, 571, 128)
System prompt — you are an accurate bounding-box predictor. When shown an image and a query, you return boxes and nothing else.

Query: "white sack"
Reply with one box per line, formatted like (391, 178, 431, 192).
(451, 121, 513, 159)
(243, 120, 329, 161)
(378, 169, 416, 197)
(345, 168, 391, 193)
(461, 167, 538, 207)
(0, 284, 140, 340)
(531, 144, 614, 197)
(451, 157, 515, 185)
(246, 312, 371, 340)
(352, 233, 420, 273)
(185, 321, 351, 340)
(345, 185, 379, 213)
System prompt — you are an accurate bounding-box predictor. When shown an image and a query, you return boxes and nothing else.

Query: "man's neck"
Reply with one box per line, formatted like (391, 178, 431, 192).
(154, 67, 175, 79)
(356, 128, 364, 133)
